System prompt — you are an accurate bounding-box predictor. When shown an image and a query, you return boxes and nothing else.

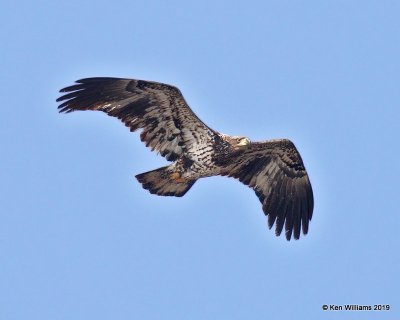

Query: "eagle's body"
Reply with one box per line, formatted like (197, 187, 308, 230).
(57, 77, 314, 240)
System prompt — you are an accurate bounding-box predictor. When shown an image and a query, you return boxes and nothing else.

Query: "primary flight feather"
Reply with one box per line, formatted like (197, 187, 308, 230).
(57, 77, 314, 240)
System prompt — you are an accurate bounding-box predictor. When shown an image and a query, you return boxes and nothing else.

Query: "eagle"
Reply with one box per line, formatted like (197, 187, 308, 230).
(57, 77, 314, 240)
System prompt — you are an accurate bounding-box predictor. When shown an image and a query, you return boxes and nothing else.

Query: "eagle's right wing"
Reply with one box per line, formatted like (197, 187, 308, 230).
(57, 77, 216, 161)
(222, 139, 314, 240)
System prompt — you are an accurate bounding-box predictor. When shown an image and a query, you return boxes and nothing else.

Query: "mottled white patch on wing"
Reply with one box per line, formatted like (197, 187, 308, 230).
(57, 77, 217, 162)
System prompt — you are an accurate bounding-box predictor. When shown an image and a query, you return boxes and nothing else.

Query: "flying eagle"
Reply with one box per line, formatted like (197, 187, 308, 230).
(57, 77, 314, 240)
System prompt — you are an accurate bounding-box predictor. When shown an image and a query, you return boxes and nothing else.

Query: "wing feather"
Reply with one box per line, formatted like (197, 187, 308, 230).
(286, 182, 297, 240)
(223, 139, 313, 240)
(57, 77, 216, 161)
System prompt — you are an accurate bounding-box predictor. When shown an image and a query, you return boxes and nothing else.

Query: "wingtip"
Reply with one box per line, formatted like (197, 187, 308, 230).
(285, 230, 293, 241)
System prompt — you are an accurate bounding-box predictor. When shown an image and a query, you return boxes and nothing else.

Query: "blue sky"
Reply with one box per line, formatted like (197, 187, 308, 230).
(1, 1, 399, 319)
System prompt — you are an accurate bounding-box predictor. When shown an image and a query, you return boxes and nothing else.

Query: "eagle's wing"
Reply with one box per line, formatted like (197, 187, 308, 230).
(57, 77, 216, 161)
(222, 139, 313, 240)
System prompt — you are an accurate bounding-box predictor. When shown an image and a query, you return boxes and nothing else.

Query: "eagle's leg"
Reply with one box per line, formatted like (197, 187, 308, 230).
(168, 156, 196, 183)
(170, 172, 190, 183)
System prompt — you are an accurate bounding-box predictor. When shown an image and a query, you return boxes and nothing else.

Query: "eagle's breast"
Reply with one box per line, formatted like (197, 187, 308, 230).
(211, 134, 243, 167)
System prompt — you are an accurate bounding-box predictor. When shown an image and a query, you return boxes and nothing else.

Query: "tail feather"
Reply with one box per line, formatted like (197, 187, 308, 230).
(135, 166, 196, 197)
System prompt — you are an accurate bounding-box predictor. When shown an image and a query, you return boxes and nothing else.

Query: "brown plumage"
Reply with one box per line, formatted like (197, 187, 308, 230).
(57, 77, 314, 240)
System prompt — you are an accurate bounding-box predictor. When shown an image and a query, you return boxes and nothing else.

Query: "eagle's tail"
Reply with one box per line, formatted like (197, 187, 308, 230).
(135, 166, 196, 197)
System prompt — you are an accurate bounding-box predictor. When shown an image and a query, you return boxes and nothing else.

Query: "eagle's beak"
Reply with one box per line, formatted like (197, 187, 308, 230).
(237, 138, 250, 148)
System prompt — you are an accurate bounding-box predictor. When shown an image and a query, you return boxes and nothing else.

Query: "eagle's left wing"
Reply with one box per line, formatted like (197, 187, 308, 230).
(57, 77, 216, 161)
(222, 139, 314, 240)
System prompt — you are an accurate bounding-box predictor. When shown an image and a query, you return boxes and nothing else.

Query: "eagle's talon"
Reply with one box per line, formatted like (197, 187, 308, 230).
(170, 172, 187, 183)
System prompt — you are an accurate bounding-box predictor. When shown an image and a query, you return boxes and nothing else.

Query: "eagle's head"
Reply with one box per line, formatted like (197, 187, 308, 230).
(232, 136, 251, 151)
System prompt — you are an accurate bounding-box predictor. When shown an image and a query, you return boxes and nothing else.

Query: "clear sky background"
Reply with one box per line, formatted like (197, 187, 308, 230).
(1, 1, 399, 319)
